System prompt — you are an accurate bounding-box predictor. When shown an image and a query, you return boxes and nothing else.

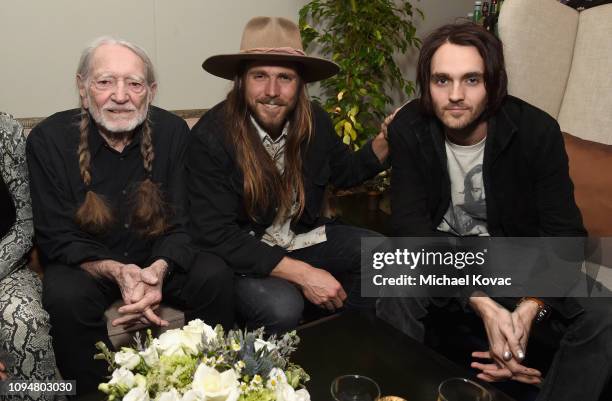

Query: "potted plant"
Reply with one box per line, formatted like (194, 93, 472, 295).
(299, 0, 423, 149)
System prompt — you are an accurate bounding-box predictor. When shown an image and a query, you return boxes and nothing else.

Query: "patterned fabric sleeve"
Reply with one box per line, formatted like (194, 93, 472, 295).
(0, 112, 33, 281)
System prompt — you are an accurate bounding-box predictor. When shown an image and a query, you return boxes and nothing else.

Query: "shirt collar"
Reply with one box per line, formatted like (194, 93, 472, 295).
(249, 115, 289, 144)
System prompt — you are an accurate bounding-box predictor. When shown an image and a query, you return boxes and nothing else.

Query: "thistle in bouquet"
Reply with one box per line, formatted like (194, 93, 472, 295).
(95, 319, 310, 401)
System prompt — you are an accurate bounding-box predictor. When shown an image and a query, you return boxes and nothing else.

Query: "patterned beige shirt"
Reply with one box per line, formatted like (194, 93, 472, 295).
(250, 116, 326, 250)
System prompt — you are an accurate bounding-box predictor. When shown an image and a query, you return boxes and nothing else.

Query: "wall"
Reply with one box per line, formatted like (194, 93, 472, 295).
(0, 0, 474, 118)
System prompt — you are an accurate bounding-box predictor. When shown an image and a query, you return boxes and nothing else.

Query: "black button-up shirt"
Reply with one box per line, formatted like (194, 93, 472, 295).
(27, 106, 192, 271)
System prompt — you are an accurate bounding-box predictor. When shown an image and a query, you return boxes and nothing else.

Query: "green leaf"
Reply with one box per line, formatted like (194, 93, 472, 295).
(298, 0, 423, 144)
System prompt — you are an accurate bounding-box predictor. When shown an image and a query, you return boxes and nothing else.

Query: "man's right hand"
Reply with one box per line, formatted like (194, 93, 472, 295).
(271, 257, 347, 311)
(300, 265, 347, 311)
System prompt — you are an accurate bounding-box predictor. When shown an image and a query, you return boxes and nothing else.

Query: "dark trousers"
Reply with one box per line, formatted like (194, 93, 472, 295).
(42, 251, 234, 395)
(377, 297, 612, 401)
(235, 224, 381, 334)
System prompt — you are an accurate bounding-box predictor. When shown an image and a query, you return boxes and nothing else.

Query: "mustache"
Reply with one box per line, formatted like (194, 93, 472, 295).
(103, 106, 137, 112)
(258, 97, 287, 106)
(444, 103, 471, 110)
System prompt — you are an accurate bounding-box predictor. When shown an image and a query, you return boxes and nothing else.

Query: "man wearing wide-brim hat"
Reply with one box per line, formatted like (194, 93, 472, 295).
(187, 16, 388, 333)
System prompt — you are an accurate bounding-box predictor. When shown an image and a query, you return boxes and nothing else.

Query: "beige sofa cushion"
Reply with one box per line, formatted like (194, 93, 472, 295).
(557, 4, 612, 144)
(499, 0, 578, 119)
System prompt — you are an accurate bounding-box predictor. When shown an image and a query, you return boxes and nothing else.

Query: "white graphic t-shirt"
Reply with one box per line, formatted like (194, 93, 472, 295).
(436, 136, 489, 236)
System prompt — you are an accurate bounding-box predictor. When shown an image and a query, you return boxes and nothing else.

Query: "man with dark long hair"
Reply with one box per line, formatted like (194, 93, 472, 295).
(379, 22, 612, 401)
(26, 37, 234, 394)
(187, 17, 388, 334)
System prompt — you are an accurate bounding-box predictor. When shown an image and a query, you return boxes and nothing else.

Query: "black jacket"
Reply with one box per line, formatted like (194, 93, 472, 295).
(389, 96, 585, 238)
(187, 101, 384, 277)
(388, 96, 586, 317)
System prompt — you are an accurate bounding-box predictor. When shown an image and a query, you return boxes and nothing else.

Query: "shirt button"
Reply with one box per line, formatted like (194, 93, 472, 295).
(120, 157, 125, 161)
(124, 223, 129, 228)
(123, 252, 129, 257)
(122, 189, 127, 195)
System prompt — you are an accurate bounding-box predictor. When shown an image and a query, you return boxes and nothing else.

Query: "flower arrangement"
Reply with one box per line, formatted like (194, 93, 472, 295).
(95, 320, 310, 401)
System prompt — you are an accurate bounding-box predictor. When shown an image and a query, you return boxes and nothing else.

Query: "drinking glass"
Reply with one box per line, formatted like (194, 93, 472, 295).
(331, 374, 381, 401)
(437, 378, 491, 401)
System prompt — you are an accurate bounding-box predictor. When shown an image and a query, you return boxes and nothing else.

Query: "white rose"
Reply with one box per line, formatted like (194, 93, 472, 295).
(134, 374, 147, 389)
(276, 382, 297, 401)
(108, 367, 136, 388)
(139, 346, 160, 367)
(155, 388, 181, 401)
(156, 329, 188, 357)
(191, 364, 240, 401)
(115, 348, 141, 370)
(123, 386, 149, 401)
(295, 389, 311, 401)
(266, 368, 288, 389)
(181, 389, 205, 401)
(275, 383, 310, 401)
(183, 319, 217, 347)
(253, 338, 277, 353)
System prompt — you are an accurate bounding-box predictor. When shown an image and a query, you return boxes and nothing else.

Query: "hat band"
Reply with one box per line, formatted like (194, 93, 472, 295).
(240, 47, 306, 56)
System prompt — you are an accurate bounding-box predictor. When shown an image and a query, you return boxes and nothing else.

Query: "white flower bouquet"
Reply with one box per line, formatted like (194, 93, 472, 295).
(95, 320, 310, 401)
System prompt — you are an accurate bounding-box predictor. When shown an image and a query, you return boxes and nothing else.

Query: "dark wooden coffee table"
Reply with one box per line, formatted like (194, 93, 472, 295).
(293, 312, 516, 401)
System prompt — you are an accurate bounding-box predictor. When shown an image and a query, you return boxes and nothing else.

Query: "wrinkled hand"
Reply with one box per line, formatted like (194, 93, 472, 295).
(111, 263, 147, 307)
(301, 266, 347, 312)
(0, 360, 7, 381)
(469, 296, 541, 383)
(113, 260, 169, 327)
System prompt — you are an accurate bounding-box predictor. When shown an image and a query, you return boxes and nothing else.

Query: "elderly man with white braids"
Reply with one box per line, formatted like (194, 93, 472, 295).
(26, 37, 234, 394)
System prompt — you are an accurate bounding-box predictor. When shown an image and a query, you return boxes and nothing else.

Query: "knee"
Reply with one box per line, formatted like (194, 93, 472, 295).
(237, 278, 304, 334)
(42, 266, 105, 321)
(263, 295, 304, 334)
(567, 299, 612, 345)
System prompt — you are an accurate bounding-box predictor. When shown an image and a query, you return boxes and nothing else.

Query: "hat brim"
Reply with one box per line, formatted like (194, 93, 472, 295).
(202, 53, 339, 83)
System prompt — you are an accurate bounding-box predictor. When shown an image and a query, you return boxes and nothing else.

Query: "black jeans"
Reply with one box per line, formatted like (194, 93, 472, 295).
(42, 251, 234, 396)
(235, 224, 381, 334)
(377, 296, 612, 401)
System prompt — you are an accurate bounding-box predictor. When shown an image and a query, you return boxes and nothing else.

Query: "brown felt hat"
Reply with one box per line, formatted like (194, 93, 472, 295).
(202, 16, 339, 83)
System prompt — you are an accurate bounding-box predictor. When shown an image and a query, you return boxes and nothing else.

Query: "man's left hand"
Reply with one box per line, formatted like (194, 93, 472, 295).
(471, 299, 541, 384)
(113, 260, 169, 327)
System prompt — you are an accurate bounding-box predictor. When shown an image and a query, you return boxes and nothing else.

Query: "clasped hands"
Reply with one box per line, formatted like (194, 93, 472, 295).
(113, 259, 170, 327)
(82, 259, 169, 328)
(470, 295, 543, 385)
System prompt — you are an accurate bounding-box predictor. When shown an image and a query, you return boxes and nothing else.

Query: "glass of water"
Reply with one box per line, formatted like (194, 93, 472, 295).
(437, 377, 491, 401)
(331, 375, 381, 401)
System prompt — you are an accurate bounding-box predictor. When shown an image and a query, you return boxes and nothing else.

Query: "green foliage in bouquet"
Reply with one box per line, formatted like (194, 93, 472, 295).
(299, 0, 422, 149)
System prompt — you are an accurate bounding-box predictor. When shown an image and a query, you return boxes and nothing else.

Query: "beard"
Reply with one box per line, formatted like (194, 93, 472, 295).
(435, 98, 487, 132)
(87, 92, 149, 136)
(248, 96, 295, 136)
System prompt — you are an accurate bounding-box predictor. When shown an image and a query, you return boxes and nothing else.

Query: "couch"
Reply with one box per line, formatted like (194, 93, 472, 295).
(498, 0, 612, 288)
